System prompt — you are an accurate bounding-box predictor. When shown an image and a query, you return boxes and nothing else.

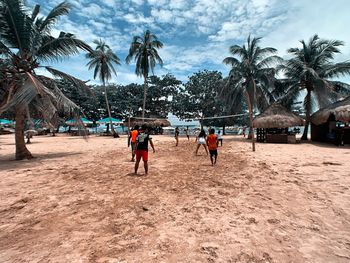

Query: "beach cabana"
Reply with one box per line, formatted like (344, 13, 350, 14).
(0, 119, 13, 125)
(253, 103, 305, 143)
(97, 117, 123, 124)
(126, 118, 171, 134)
(310, 96, 350, 145)
(65, 117, 93, 126)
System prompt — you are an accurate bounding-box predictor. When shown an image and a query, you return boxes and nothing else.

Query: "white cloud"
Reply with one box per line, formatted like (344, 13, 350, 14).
(123, 13, 154, 24)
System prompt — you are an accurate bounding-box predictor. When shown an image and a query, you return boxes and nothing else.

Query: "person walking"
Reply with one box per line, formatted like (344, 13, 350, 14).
(207, 128, 218, 166)
(175, 127, 180, 146)
(195, 129, 208, 155)
(128, 125, 139, 162)
(134, 124, 155, 175)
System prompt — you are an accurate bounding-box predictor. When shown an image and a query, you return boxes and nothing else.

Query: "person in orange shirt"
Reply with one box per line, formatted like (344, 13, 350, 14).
(206, 128, 218, 166)
(128, 125, 139, 162)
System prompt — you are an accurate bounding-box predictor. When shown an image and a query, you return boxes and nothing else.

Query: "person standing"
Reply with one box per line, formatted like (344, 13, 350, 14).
(207, 128, 218, 166)
(195, 129, 208, 155)
(217, 130, 223, 146)
(175, 127, 180, 146)
(185, 126, 190, 141)
(128, 125, 139, 162)
(242, 125, 247, 138)
(134, 124, 155, 175)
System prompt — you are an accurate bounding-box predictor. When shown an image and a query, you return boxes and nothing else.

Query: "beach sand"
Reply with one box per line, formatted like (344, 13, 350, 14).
(0, 134, 349, 262)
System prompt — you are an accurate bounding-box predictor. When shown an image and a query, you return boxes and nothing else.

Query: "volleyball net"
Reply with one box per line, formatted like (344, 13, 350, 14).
(129, 112, 248, 124)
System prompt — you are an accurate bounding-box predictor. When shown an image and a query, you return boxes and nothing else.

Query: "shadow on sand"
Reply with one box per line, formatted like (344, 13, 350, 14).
(0, 151, 83, 172)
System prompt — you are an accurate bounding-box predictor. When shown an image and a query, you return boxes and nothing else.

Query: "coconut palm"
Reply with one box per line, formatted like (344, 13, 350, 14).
(0, 0, 92, 159)
(279, 35, 350, 140)
(222, 35, 282, 151)
(125, 30, 163, 122)
(86, 40, 120, 135)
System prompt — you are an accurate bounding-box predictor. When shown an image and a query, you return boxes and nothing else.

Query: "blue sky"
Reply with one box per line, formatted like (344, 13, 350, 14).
(30, 0, 350, 85)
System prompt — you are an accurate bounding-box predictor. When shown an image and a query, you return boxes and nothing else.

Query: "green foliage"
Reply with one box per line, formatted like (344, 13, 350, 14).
(125, 30, 163, 78)
(222, 35, 282, 113)
(86, 39, 121, 85)
(172, 70, 235, 126)
(278, 34, 350, 138)
(0, 0, 92, 120)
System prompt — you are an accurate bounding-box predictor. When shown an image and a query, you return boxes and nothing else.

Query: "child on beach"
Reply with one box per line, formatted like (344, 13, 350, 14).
(134, 124, 155, 175)
(207, 128, 218, 166)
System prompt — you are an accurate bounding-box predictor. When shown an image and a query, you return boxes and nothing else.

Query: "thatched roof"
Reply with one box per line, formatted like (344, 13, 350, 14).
(125, 118, 171, 128)
(253, 103, 305, 128)
(311, 96, 350, 125)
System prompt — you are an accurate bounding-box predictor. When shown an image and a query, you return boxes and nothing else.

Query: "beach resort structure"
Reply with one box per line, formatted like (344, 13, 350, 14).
(253, 103, 305, 143)
(311, 96, 350, 145)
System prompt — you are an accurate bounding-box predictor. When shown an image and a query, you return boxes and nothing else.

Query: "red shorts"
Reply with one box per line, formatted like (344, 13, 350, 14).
(135, 150, 148, 161)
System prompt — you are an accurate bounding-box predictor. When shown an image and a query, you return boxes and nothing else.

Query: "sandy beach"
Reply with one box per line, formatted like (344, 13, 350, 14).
(0, 134, 349, 262)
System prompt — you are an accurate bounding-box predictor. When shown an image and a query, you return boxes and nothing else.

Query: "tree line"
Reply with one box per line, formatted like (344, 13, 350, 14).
(1, 0, 350, 159)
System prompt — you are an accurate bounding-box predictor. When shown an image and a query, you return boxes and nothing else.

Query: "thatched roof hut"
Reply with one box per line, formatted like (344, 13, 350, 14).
(311, 96, 350, 125)
(125, 118, 171, 128)
(253, 103, 305, 128)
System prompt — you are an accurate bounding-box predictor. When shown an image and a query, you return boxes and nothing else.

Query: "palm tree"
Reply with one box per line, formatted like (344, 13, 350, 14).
(222, 35, 282, 151)
(0, 0, 92, 159)
(125, 30, 163, 122)
(279, 35, 350, 140)
(86, 40, 120, 135)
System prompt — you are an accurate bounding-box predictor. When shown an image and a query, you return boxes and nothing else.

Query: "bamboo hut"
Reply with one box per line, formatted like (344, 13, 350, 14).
(253, 103, 305, 143)
(125, 118, 171, 134)
(310, 96, 350, 145)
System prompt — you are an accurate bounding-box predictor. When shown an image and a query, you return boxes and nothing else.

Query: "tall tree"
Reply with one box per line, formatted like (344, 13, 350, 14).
(125, 30, 163, 122)
(222, 36, 282, 151)
(0, 0, 92, 159)
(86, 39, 120, 135)
(278, 35, 350, 140)
(172, 70, 226, 128)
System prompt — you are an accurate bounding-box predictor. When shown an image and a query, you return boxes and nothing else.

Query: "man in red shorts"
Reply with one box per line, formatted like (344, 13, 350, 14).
(134, 124, 155, 175)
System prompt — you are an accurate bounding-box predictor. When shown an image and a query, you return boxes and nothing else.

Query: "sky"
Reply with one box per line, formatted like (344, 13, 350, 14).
(29, 0, 350, 85)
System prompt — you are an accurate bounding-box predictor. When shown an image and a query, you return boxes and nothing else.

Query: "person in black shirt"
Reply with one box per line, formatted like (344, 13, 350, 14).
(135, 124, 155, 175)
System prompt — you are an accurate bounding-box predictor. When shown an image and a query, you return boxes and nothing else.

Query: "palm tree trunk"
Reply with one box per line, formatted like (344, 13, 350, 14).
(301, 88, 312, 140)
(142, 75, 148, 123)
(15, 105, 33, 160)
(103, 81, 115, 135)
(244, 89, 255, 152)
(25, 105, 33, 144)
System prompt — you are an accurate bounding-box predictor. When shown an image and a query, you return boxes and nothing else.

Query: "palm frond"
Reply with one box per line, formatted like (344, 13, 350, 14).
(45, 67, 91, 92)
(39, 1, 71, 32)
(37, 32, 92, 61)
(0, 0, 33, 53)
(31, 4, 40, 20)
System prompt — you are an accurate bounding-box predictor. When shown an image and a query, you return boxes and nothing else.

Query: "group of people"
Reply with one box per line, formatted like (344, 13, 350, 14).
(128, 125, 224, 175)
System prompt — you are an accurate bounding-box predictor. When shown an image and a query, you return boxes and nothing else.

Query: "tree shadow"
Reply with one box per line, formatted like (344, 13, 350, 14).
(0, 152, 83, 172)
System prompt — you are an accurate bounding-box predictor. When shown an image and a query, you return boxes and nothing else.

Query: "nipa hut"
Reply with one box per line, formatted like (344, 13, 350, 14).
(310, 96, 350, 145)
(126, 118, 171, 134)
(253, 103, 305, 143)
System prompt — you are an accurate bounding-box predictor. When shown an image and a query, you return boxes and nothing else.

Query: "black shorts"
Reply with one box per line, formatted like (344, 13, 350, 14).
(209, 149, 218, 157)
